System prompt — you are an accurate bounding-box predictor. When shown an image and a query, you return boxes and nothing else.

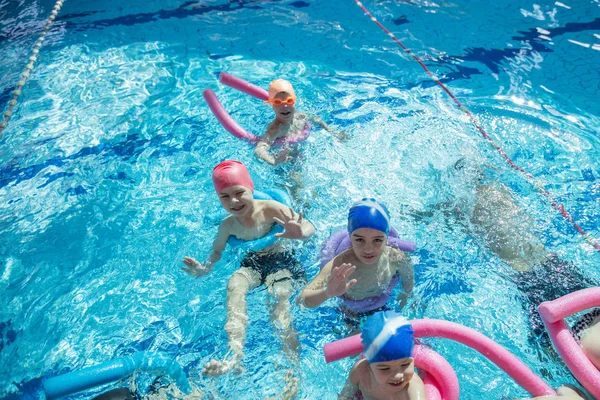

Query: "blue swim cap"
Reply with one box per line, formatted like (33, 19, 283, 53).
(361, 311, 414, 363)
(348, 198, 390, 235)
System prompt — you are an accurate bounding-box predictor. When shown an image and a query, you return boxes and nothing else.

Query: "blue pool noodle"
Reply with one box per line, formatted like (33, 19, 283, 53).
(42, 352, 192, 399)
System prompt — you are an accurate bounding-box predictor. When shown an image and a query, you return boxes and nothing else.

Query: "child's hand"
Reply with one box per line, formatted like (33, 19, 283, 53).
(396, 291, 413, 310)
(274, 148, 291, 165)
(181, 256, 211, 278)
(334, 130, 349, 142)
(326, 263, 357, 297)
(274, 208, 306, 239)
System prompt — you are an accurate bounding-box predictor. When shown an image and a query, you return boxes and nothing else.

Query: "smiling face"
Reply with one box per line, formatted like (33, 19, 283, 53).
(370, 357, 415, 393)
(217, 185, 254, 217)
(350, 228, 387, 264)
(271, 91, 296, 123)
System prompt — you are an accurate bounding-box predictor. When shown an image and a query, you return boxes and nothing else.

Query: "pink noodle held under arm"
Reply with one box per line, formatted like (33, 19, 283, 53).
(203, 89, 259, 145)
(219, 72, 268, 101)
(539, 288, 600, 399)
(323, 319, 555, 397)
(421, 374, 443, 400)
(414, 345, 459, 400)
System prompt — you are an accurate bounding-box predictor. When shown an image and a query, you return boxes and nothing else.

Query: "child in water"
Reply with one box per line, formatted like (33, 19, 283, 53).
(299, 199, 414, 321)
(339, 311, 426, 400)
(181, 160, 314, 397)
(412, 159, 598, 350)
(254, 79, 346, 166)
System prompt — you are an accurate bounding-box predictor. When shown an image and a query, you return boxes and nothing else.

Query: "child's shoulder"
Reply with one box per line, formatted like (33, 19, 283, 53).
(255, 199, 288, 216)
(295, 112, 308, 120)
(350, 358, 371, 383)
(220, 215, 236, 228)
(256, 198, 286, 208)
(387, 246, 410, 264)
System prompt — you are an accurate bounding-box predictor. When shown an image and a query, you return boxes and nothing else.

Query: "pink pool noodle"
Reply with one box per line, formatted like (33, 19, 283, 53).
(421, 373, 443, 400)
(323, 318, 555, 397)
(411, 319, 554, 396)
(539, 288, 600, 398)
(219, 71, 268, 101)
(538, 287, 600, 322)
(203, 89, 259, 144)
(414, 344, 459, 400)
(324, 334, 362, 363)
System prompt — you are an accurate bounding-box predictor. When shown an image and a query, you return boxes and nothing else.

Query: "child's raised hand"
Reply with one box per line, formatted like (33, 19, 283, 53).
(274, 208, 305, 239)
(181, 256, 211, 278)
(274, 148, 291, 165)
(326, 263, 357, 297)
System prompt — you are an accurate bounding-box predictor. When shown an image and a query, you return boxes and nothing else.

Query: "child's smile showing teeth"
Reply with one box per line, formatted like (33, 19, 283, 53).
(231, 204, 245, 212)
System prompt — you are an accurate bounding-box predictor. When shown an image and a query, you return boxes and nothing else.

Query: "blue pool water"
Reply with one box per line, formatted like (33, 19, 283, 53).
(1, 0, 600, 398)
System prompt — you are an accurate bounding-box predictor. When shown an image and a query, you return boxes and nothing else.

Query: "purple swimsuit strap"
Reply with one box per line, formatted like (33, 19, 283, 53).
(340, 274, 400, 313)
(272, 122, 311, 146)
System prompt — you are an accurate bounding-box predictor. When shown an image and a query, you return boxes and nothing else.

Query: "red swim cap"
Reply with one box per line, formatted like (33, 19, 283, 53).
(212, 160, 254, 193)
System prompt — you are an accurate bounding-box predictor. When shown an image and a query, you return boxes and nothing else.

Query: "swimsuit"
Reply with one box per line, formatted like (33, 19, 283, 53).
(340, 274, 400, 313)
(571, 308, 600, 341)
(338, 274, 401, 330)
(514, 254, 598, 347)
(240, 249, 303, 286)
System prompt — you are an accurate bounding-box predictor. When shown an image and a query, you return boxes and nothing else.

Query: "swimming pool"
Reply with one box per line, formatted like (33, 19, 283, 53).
(1, 0, 599, 398)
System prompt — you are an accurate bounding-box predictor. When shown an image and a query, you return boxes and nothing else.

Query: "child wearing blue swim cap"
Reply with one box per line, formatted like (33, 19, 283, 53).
(300, 199, 415, 319)
(339, 311, 425, 399)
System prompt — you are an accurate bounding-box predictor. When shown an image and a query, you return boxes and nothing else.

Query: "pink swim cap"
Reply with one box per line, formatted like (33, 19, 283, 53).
(212, 160, 254, 193)
(268, 79, 296, 101)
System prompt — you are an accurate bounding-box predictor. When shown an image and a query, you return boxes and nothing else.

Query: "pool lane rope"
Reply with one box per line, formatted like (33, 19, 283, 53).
(352, 0, 600, 253)
(0, 0, 65, 137)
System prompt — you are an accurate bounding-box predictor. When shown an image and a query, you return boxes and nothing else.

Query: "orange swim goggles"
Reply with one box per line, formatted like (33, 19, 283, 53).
(264, 96, 296, 107)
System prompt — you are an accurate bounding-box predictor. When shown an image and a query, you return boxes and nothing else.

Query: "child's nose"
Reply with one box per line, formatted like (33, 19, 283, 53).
(393, 371, 404, 380)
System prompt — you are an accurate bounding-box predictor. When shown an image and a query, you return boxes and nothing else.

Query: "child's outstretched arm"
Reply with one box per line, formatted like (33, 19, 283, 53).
(299, 259, 357, 308)
(254, 122, 291, 166)
(393, 249, 414, 310)
(181, 220, 231, 278)
(309, 115, 347, 141)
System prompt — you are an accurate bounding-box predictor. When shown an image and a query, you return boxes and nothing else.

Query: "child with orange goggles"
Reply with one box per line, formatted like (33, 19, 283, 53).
(254, 79, 347, 167)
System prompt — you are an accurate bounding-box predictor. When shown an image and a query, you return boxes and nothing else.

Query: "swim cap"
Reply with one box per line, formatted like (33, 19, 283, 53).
(361, 311, 414, 363)
(268, 79, 296, 101)
(348, 198, 391, 235)
(212, 160, 254, 193)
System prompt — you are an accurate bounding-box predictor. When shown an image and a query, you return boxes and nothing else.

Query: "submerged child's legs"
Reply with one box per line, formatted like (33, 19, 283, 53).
(203, 267, 261, 376)
(266, 270, 300, 400)
(266, 271, 300, 359)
